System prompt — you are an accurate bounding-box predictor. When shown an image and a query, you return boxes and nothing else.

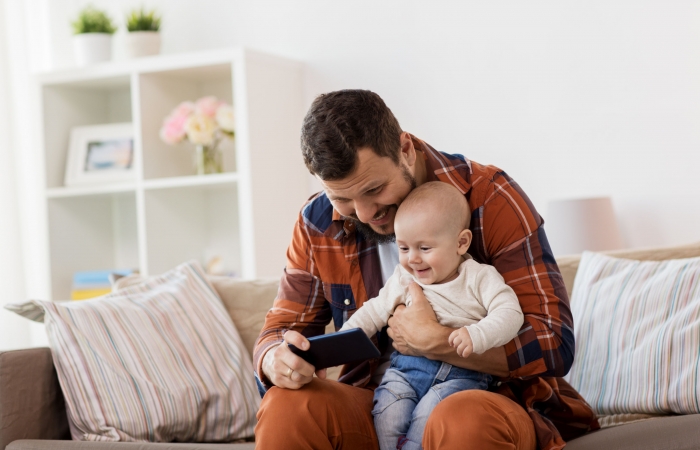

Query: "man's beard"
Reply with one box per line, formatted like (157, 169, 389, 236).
(343, 166, 416, 244)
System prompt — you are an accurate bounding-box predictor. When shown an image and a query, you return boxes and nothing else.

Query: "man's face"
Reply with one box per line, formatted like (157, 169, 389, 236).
(320, 148, 416, 243)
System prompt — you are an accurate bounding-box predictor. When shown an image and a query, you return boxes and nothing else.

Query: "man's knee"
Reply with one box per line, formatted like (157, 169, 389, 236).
(424, 390, 536, 450)
(257, 379, 336, 426)
(255, 379, 378, 450)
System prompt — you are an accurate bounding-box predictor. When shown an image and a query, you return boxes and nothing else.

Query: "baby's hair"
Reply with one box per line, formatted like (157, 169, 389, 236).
(397, 182, 471, 233)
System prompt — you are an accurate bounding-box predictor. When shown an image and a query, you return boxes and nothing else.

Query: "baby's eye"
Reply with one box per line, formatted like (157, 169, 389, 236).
(398, 247, 408, 252)
(420, 247, 431, 251)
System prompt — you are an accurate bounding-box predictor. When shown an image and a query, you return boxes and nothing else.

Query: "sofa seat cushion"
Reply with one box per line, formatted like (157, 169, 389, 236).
(565, 414, 700, 450)
(7, 441, 255, 450)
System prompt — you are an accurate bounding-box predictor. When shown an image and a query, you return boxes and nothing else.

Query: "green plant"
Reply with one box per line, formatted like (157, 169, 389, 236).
(126, 8, 161, 32)
(71, 6, 116, 34)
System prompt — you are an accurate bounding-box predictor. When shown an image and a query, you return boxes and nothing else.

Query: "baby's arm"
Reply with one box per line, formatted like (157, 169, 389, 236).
(339, 268, 405, 336)
(457, 265, 524, 356)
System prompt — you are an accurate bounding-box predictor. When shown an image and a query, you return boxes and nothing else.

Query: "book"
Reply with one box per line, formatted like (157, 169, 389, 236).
(71, 268, 136, 301)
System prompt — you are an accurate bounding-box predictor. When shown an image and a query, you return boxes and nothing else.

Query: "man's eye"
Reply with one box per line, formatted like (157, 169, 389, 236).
(367, 186, 382, 195)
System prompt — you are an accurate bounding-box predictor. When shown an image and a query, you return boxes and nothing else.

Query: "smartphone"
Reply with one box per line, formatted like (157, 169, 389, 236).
(288, 328, 381, 370)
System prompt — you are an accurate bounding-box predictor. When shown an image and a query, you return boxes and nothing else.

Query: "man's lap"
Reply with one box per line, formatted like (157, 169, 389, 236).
(255, 378, 536, 450)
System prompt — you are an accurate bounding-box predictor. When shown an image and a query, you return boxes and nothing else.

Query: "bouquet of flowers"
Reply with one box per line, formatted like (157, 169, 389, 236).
(160, 96, 234, 174)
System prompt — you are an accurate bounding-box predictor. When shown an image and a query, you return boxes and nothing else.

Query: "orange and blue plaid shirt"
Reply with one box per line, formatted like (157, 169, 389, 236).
(254, 136, 598, 449)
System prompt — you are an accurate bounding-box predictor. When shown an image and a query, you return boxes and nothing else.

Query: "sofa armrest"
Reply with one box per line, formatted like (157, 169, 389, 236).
(0, 348, 70, 449)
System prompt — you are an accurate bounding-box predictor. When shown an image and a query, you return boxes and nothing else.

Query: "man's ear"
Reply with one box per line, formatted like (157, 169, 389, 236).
(399, 132, 416, 167)
(457, 229, 472, 255)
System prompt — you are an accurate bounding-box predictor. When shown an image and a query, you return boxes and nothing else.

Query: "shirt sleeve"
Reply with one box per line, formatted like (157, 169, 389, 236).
(340, 265, 405, 336)
(478, 171, 575, 379)
(465, 264, 524, 355)
(252, 211, 333, 390)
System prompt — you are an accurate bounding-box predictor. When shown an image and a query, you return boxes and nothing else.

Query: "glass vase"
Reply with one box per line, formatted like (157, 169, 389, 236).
(195, 145, 223, 175)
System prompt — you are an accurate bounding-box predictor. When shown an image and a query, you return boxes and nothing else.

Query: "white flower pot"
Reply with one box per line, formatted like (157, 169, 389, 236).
(73, 33, 113, 66)
(123, 31, 161, 59)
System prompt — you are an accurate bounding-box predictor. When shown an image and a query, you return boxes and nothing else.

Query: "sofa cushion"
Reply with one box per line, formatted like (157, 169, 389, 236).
(206, 276, 279, 356)
(5, 261, 260, 443)
(565, 414, 700, 450)
(565, 252, 700, 415)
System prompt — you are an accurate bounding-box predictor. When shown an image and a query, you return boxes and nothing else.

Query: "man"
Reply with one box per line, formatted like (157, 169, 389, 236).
(253, 90, 598, 450)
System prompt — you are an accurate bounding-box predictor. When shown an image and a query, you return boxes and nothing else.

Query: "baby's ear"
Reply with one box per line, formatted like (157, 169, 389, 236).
(457, 229, 472, 255)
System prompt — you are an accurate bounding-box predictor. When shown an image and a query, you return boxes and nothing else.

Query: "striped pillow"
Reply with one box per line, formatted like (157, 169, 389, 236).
(5, 261, 260, 442)
(565, 252, 700, 415)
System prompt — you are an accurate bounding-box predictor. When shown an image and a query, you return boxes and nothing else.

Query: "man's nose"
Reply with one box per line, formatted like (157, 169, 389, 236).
(354, 201, 378, 224)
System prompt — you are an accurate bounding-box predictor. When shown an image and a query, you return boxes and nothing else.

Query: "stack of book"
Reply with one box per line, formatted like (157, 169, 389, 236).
(71, 269, 136, 301)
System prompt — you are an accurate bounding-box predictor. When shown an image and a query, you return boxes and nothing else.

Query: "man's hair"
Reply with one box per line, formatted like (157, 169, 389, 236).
(300, 90, 403, 180)
(397, 182, 471, 233)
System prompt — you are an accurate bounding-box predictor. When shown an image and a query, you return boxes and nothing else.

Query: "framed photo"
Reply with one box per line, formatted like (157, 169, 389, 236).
(64, 123, 135, 187)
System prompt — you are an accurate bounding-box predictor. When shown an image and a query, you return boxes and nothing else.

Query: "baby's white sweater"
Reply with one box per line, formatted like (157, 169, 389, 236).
(340, 258, 524, 354)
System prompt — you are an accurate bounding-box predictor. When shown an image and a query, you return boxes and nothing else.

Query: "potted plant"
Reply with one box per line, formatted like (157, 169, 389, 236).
(124, 8, 162, 59)
(71, 6, 116, 66)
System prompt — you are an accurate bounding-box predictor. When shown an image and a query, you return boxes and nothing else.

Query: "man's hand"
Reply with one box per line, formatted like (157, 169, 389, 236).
(261, 330, 327, 389)
(448, 327, 474, 358)
(387, 282, 445, 356)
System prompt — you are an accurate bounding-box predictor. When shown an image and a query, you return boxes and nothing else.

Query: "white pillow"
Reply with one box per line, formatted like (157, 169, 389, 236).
(565, 252, 700, 416)
(5, 261, 260, 442)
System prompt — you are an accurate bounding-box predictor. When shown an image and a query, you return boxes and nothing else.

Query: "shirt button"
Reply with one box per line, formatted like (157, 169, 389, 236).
(351, 259, 359, 266)
(344, 299, 351, 305)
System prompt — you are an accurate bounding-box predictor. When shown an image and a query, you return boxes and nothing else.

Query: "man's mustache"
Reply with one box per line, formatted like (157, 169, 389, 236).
(345, 205, 397, 223)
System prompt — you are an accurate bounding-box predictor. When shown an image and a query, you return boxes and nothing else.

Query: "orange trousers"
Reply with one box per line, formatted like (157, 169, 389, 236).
(255, 378, 536, 450)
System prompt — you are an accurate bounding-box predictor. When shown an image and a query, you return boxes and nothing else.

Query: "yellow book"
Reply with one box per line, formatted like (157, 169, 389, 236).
(71, 288, 112, 301)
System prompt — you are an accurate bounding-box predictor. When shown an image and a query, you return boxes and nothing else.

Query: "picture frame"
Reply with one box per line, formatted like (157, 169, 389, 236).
(64, 123, 135, 187)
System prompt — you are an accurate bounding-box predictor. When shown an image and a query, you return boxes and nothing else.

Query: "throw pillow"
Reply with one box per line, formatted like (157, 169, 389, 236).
(565, 252, 700, 416)
(5, 261, 260, 442)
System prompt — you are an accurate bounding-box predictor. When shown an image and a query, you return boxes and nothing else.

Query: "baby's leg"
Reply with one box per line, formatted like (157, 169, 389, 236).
(402, 377, 490, 450)
(372, 368, 419, 450)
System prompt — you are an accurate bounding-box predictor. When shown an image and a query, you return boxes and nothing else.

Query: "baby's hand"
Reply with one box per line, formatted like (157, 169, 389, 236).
(448, 327, 473, 358)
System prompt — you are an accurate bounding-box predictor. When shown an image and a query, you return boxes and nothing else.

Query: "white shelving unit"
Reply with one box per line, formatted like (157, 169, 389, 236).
(36, 48, 308, 301)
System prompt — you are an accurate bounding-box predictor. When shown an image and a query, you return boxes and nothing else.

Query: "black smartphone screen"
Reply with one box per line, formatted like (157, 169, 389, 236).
(288, 328, 381, 370)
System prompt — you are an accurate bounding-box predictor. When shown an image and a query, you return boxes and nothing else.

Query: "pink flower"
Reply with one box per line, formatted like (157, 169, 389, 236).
(195, 96, 223, 118)
(159, 102, 194, 144)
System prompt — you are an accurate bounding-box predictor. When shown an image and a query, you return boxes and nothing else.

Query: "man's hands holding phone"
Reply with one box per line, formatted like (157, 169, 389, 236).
(261, 330, 327, 389)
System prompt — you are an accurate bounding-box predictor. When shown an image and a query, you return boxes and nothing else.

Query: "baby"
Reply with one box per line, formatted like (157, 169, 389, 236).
(340, 181, 524, 450)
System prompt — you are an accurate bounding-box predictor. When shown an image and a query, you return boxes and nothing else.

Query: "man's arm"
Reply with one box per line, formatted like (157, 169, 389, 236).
(481, 172, 574, 379)
(253, 211, 332, 391)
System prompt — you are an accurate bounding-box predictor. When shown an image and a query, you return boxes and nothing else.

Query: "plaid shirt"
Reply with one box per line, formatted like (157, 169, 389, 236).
(254, 136, 599, 449)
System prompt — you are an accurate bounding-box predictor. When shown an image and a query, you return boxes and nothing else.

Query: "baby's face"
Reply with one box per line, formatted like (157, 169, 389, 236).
(395, 212, 465, 285)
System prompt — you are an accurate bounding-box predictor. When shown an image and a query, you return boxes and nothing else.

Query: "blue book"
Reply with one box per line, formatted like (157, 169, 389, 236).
(73, 269, 134, 287)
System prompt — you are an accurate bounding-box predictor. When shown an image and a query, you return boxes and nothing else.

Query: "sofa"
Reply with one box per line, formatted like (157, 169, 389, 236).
(2, 242, 700, 449)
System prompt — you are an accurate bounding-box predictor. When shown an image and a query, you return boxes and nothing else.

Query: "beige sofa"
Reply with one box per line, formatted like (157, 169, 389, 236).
(2, 242, 700, 449)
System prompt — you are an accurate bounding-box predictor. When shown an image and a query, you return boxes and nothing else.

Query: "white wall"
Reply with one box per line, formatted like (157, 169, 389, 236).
(49, 0, 698, 251)
(40, 1, 700, 251)
(0, 0, 49, 350)
(1, 0, 697, 349)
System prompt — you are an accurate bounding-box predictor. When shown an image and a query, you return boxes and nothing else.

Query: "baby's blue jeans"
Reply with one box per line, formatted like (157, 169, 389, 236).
(372, 352, 492, 450)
